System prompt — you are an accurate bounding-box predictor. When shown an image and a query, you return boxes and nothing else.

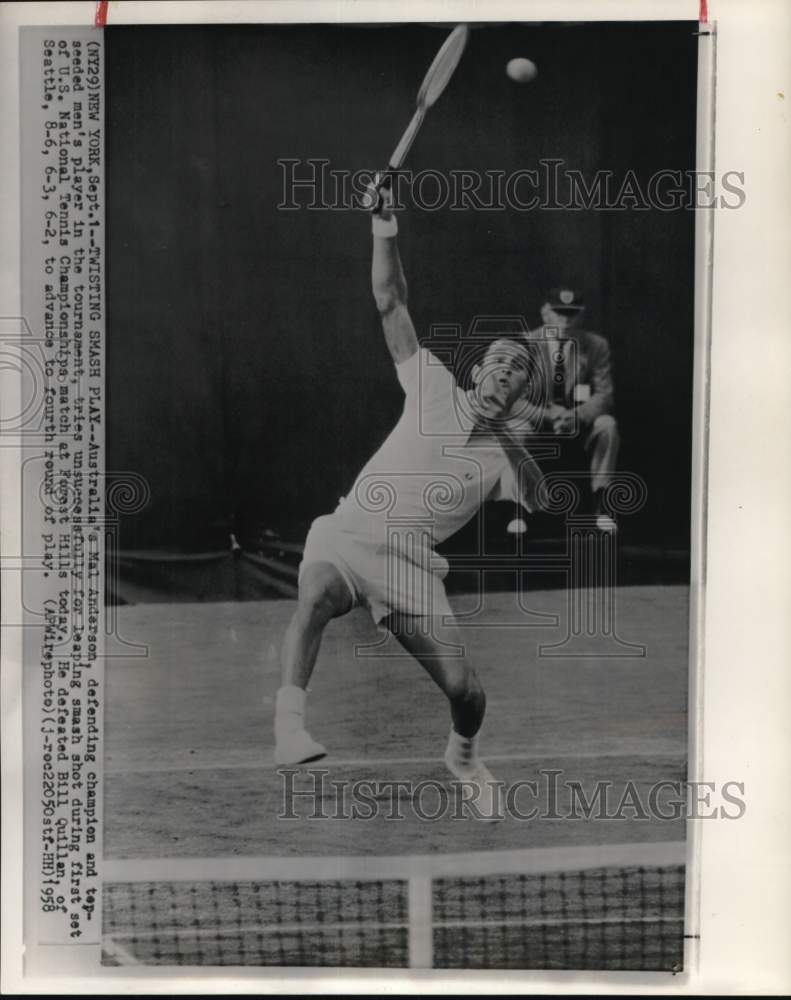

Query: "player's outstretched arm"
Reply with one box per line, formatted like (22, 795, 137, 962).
(370, 190, 419, 364)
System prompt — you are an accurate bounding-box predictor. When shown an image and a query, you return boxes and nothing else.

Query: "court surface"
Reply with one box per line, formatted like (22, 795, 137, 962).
(104, 584, 689, 860)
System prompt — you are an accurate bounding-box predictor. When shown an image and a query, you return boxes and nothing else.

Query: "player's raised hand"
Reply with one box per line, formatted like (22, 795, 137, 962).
(363, 172, 395, 219)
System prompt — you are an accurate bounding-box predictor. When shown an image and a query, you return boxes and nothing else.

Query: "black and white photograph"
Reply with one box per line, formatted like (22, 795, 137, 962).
(100, 17, 700, 972)
(3, 0, 791, 993)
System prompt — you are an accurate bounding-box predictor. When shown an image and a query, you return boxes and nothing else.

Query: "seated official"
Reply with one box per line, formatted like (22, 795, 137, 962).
(525, 287, 619, 532)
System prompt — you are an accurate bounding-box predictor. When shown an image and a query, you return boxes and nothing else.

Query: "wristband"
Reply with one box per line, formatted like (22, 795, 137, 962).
(372, 215, 398, 237)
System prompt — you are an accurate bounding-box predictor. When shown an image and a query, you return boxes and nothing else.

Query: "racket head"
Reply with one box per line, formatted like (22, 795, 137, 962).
(416, 24, 469, 109)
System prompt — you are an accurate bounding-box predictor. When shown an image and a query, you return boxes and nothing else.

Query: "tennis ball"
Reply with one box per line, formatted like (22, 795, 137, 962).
(506, 57, 538, 83)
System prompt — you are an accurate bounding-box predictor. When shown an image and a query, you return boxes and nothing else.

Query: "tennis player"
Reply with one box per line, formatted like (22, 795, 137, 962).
(273, 187, 544, 818)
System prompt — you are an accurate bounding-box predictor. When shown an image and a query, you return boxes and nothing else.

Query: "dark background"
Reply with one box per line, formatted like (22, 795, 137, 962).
(106, 22, 697, 556)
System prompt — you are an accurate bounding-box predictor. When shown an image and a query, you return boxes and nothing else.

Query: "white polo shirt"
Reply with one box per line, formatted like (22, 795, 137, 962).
(335, 349, 517, 546)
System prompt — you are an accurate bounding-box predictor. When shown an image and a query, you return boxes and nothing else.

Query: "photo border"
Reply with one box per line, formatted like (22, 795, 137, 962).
(2, 0, 789, 994)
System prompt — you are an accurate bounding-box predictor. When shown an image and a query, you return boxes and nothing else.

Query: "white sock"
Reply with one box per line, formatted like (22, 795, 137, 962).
(446, 728, 481, 771)
(275, 685, 306, 740)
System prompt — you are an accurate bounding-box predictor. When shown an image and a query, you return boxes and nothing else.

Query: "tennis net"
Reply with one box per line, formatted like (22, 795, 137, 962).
(103, 841, 686, 970)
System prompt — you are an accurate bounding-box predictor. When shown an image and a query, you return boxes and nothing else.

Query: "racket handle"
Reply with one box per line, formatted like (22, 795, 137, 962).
(370, 106, 425, 211)
(369, 170, 393, 214)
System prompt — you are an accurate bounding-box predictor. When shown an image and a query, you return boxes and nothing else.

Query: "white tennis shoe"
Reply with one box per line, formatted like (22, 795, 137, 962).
(274, 729, 327, 766)
(444, 748, 503, 822)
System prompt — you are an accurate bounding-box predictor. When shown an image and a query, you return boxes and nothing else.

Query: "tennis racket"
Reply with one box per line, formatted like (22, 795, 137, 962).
(372, 24, 469, 210)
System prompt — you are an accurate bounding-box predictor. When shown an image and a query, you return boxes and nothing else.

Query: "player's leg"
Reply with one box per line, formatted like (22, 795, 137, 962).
(274, 561, 353, 765)
(585, 413, 620, 531)
(386, 614, 485, 735)
(281, 561, 353, 689)
(384, 613, 501, 820)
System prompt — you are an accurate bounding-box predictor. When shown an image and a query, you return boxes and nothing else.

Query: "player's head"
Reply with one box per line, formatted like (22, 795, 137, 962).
(541, 287, 585, 331)
(471, 337, 533, 419)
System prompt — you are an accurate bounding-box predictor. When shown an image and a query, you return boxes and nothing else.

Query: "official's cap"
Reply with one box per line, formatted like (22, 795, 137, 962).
(545, 287, 585, 312)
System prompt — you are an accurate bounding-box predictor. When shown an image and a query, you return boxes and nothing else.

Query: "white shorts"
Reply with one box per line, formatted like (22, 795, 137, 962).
(299, 514, 452, 624)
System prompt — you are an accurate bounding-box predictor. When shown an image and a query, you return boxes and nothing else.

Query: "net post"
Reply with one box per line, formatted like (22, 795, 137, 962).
(407, 875, 433, 968)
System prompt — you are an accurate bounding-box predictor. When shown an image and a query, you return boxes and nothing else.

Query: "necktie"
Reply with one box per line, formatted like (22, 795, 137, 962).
(477, 418, 544, 512)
